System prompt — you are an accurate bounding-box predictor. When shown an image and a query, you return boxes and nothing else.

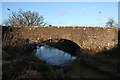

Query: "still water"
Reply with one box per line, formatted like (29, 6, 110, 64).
(35, 43, 110, 78)
(36, 44, 76, 66)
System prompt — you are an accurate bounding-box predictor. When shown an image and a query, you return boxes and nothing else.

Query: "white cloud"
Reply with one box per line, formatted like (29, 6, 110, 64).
(72, 8, 79, 13)
(82, 8, 87, 11)
(81, 6, 96, 11)
(90, 6, 96, 9)
(58, 10, 67, 16)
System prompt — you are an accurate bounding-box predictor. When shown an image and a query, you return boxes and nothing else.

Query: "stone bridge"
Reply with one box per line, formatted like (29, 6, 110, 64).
(12, 26, 118, 52)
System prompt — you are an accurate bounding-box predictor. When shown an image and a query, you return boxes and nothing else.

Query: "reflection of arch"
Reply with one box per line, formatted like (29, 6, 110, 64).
(41, 39, 81, 56)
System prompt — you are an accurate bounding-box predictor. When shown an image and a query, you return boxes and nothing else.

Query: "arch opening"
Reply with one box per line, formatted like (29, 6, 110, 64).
(41, 39, 81, 56)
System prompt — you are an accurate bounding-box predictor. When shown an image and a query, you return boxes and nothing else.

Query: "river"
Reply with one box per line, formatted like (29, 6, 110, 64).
(35, 43, 111, 78)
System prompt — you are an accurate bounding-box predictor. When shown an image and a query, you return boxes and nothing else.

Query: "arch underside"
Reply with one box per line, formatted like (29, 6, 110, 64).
(41, 38, 81, 56)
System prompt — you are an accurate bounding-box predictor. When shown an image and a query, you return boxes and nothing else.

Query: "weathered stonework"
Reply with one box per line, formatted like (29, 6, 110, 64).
(5, 26, 118, 52)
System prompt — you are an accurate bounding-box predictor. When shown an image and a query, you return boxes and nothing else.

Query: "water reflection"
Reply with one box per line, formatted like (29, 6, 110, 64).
(36, 44, 77, 66)
(35, 43, 110, 78)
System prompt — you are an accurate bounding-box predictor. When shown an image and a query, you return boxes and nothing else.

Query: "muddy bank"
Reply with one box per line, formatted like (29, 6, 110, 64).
(77, 48, 120, 77)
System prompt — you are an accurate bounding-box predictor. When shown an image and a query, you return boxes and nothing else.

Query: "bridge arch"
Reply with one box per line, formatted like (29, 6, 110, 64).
(41, 39, 82, 56)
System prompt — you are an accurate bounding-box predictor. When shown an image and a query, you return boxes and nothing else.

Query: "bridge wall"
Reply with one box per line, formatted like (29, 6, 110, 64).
(6, 26, 118, 52)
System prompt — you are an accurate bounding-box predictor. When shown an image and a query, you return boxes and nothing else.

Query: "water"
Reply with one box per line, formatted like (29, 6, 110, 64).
(36, 44, 77, 66)
(35, 43, 111, 78)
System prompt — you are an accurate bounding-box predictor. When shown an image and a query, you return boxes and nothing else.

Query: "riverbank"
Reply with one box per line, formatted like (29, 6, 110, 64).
(3, 40, 119, 79)
(77, 47, 120, 77)
(41, 39, 120, 77)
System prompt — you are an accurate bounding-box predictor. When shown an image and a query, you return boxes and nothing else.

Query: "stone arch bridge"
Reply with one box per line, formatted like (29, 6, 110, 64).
(12, 26, 118, 52)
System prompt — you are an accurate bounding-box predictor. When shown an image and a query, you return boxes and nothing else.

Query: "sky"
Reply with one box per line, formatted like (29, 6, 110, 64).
(1, 2, 118, 26)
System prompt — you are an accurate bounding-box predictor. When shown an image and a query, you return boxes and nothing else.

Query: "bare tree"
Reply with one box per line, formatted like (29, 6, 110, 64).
(5, 9, 46, 27)
(106, 18, 115, 27)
